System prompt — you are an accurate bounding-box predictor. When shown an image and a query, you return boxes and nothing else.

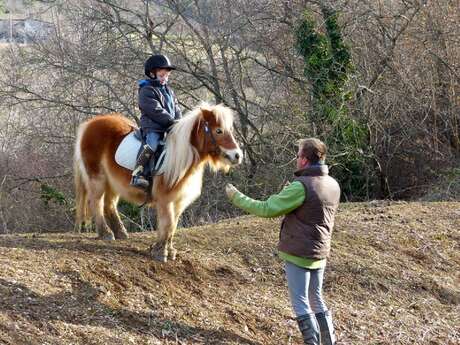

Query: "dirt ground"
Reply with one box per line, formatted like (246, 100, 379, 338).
(0, 201, 458, 345)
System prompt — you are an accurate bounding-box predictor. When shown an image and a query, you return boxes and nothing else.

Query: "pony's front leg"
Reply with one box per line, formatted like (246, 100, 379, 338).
(151, 202, 175, 262)
(167, 239, 177, 261)
(166, 201, 184, 261)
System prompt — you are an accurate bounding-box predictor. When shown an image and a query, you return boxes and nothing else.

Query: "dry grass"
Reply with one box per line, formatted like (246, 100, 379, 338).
(0, 43, 13, 50)
(0, 201, 458, 344)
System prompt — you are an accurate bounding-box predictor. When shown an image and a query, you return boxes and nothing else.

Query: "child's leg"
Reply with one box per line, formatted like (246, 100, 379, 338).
(131, 132, 161, 188)
(145, 132, 161, 152)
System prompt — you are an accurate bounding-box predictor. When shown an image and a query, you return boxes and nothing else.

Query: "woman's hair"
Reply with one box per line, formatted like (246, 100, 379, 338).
(298, 138, 327, 163)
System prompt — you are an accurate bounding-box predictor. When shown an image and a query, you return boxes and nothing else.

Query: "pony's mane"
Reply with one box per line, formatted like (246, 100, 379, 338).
(158, 103, 234, 189)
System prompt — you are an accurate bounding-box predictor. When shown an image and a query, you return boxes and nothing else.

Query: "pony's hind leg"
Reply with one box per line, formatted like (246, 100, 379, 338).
(74, 162, 92, 233)
(104, 189, 129, 240)
(76, 198, 93, 233)
(74, 186, 89, 233)
(87, 177, 115, 241)
(151, 202, 175, 262)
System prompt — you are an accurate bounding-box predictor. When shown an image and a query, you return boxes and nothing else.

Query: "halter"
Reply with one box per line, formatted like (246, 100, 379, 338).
(203, 121, 221, 156)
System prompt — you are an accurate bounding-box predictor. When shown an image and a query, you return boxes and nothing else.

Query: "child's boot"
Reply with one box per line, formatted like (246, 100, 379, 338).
(130, 145, 155, 189)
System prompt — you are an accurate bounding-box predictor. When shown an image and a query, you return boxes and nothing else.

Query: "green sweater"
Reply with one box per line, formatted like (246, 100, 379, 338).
(230, 181, 326, 269)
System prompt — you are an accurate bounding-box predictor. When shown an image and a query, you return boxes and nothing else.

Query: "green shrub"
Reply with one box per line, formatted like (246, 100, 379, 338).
(295, 7, 374, 200)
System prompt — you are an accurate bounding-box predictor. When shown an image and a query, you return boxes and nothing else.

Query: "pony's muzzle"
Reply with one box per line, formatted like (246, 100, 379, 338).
(222, 148, 243, 165)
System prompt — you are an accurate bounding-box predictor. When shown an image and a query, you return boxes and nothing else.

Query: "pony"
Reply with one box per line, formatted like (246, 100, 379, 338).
(73, 103, 242, 262)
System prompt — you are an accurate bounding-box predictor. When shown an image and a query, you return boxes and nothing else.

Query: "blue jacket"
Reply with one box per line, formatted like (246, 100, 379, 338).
(138, 78, 182, 133)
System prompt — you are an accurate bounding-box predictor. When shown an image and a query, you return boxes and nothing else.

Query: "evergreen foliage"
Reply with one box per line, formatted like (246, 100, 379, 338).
(40, 184, 67, 207)
(295, 6, 373, 199)
(0, 1, 6, 15)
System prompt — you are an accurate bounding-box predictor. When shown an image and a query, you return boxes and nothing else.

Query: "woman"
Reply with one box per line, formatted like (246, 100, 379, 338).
(225, 138, 340, 345)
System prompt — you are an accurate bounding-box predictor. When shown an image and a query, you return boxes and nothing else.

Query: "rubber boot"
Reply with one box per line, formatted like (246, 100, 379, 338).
(315, 310, 336, 345)
(297, 313, 320, 345)
(130, 145, 154, 189)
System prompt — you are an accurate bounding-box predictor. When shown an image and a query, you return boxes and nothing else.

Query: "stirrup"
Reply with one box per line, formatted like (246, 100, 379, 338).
(130, 162, 149, 189)
(130, 175, 149, 190)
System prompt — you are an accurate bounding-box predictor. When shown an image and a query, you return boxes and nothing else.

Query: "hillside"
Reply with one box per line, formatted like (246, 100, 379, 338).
(0, 202, 458, 345)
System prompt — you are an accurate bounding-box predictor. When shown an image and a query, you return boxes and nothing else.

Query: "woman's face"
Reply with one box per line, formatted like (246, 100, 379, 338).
(153, 69, 172, 84)
(296, 149, 309, 169)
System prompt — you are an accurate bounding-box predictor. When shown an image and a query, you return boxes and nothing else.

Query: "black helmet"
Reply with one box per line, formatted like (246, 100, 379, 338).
(144, 54, 176, 76)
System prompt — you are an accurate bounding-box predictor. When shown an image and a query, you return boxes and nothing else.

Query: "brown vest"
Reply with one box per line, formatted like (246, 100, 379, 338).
(278, 165, 340, 259)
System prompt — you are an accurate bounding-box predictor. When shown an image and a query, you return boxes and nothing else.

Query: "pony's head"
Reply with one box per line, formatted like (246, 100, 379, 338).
(160, 103, 243, 188)
(193, 103, 242, 167)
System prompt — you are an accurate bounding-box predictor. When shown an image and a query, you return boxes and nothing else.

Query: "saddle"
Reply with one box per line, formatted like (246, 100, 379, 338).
(115, 129, 166, 178)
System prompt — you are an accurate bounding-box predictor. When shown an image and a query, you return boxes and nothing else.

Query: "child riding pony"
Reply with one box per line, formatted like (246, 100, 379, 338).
(74, 103, 242, 262)
(131, 54, 182, 189)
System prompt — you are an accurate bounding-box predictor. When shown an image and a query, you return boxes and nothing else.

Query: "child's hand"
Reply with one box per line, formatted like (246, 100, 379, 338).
(167, 120, 180, 132)
(225, 183, 239, 199)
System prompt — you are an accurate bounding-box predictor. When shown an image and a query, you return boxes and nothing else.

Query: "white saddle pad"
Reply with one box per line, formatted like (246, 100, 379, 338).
(115, 132, 142, 170)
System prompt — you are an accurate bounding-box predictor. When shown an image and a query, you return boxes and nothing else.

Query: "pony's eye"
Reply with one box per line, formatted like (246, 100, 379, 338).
(215, 128, 223, 135)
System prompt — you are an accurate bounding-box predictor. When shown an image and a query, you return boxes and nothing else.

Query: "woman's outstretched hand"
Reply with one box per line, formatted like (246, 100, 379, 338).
(225, 183, 239, 199)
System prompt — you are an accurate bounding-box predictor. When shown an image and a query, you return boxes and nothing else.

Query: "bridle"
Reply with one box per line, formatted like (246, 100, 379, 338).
(203, 121, 221, 156)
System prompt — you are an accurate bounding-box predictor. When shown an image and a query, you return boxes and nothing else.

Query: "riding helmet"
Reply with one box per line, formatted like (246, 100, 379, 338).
(144, 54, 176, 76)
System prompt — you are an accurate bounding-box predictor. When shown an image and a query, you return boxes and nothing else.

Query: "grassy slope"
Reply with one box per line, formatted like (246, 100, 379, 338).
(0, 202, 458, 345)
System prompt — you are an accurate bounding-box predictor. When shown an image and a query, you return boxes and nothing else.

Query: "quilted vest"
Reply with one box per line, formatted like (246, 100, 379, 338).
(278, 165, 340, 259)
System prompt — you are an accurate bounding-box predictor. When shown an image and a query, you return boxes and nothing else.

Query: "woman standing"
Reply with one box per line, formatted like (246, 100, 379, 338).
(225, 138, 340, 345)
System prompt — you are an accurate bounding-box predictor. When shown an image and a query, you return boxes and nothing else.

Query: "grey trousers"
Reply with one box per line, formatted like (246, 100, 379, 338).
(285, 261, 327, 317)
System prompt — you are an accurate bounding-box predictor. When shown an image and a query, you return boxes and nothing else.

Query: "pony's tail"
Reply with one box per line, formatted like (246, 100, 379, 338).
(74, 125, 90, 232)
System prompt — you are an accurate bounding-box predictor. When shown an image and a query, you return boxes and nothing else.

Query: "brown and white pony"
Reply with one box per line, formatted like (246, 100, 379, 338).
(74, 103, 242, 262)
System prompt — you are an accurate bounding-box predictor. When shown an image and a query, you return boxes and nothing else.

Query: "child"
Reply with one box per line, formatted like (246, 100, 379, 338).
(131, 54, 182, 189)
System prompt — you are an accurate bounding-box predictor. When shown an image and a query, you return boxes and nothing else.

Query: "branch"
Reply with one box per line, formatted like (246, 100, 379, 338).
(8, 173, 72, 193)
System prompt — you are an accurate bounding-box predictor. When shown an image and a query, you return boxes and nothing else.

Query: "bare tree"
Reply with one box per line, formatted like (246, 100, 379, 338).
(0, 0, 458, 232)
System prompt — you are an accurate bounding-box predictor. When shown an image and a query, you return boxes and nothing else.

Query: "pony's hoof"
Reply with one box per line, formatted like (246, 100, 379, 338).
(150, 243, 168, 263)
(114, 231, 129, 240)
(168, 249, 177, 261)
(152, 253, 167, 263)
(97, 233, 115, 241)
